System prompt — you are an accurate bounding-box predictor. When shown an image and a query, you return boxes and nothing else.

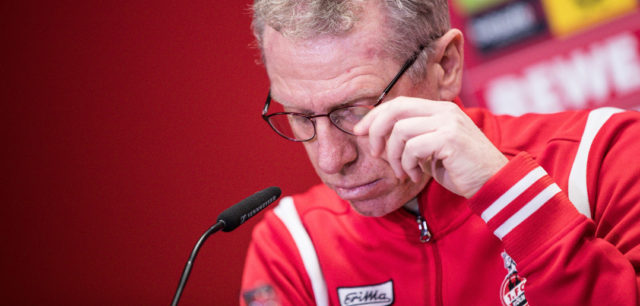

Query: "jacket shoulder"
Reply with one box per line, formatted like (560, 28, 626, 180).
(467, 108, 592, 156)
(253, 184, 346, 233)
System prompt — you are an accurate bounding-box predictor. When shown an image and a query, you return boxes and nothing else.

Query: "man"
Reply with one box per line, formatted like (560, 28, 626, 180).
(241, 0, 640, 305)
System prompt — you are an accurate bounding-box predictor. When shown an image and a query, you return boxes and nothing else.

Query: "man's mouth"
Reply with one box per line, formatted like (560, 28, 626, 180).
(332, 179, 383, 201)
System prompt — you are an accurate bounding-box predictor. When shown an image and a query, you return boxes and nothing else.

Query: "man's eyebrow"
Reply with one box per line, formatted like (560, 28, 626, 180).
(336, 90, 379, 107)
(272, 96, 314, 114)
(273, 89, 380, 113)
(270, 93, 299, 110)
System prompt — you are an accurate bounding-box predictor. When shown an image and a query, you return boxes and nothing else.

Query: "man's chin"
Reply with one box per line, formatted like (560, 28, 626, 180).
(348, 199, 396, 217)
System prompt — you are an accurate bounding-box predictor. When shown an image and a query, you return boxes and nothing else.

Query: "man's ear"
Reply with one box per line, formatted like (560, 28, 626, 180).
(431, 29, 464, 101)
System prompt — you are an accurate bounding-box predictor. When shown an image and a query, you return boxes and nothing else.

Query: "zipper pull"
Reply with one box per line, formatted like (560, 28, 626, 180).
(416, 215, 432, 243)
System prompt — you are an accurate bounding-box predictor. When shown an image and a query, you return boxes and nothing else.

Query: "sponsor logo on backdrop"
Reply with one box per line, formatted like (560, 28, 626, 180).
(542, 0, 637, 36)
(453, 0, 510, 16)
(483, 32, 640, 115)
(467, 0, 547, 53)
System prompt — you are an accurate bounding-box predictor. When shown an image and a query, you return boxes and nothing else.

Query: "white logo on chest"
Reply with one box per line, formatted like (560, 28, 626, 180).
(337, 280, 394, 306)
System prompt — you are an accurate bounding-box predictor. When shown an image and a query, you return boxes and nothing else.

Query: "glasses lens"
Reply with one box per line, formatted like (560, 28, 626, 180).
(267, 114, 315, 141)
(329, 105, 372, 134)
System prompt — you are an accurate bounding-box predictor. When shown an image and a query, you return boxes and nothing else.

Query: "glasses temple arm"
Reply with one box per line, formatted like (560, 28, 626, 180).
(262, 90, 272, 115)
(375, 45, 425, 103)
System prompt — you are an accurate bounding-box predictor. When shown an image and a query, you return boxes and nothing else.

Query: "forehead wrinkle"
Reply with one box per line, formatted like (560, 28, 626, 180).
(263, 18, 389, 81)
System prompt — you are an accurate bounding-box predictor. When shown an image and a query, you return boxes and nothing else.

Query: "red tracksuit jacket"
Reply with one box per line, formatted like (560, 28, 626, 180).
(241, 107, 640, 305)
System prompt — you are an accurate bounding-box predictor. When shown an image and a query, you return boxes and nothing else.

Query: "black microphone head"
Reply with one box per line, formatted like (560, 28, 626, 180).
(216, 186, 281, 232)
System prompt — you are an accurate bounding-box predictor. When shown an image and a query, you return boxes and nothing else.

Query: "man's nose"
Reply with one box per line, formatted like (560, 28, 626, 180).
(313, 118, 357, 174)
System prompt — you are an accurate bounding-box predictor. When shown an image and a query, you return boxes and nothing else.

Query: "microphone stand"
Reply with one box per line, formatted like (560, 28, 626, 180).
(171, 221, 225, 306)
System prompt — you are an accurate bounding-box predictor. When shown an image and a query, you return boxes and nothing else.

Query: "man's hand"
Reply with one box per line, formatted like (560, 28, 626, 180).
(353, 97, 508, 199)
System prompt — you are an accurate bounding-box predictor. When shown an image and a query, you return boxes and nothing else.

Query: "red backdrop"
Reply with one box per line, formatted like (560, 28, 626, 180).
(6, 1, 639, 305)
(2, 1, 319, 304)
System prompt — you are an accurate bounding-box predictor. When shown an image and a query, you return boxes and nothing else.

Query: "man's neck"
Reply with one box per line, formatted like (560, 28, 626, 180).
(403, 198, 419, 215)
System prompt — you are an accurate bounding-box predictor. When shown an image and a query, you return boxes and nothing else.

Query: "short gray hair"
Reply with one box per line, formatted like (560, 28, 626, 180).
(251, 0, 450, 81)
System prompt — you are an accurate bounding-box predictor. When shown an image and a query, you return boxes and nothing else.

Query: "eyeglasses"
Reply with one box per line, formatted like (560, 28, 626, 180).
(262, 46, 424, 142)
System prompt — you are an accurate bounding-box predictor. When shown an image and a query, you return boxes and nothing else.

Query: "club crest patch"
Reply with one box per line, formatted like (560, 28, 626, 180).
(242, 284, 279, 306)
(501, 252, 528, 306)
(337, 280, 394, 306)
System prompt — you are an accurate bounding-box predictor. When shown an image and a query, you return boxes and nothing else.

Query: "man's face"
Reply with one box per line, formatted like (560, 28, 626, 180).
(262, 4, 435, 217)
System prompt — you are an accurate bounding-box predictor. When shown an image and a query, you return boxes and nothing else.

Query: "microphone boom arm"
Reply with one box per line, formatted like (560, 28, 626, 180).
(171, 220, 225, 306)
(170, 186, 281, 305)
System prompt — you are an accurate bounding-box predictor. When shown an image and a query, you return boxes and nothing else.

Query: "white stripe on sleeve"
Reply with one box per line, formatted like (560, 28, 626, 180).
(273, 197, 328, 306)
(568, 107, 623, 219)
(494, 184, 562, 239)
(481, 167, 547, 223)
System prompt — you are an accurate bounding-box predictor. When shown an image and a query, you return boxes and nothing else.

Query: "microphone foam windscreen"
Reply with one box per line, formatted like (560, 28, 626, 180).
(217, 186, 281, 232)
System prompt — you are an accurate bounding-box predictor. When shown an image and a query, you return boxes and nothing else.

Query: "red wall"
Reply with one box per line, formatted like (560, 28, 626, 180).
(2, 1, 319, 304)
(9, 1, 638, 305)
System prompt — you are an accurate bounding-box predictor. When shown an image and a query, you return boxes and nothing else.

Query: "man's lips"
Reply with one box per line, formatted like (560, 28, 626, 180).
(331, 179, 383, 201)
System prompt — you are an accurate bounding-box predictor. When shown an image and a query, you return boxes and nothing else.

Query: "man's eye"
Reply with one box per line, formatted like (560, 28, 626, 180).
(334, 106, 370, 122)
(289, 115, 311, 125)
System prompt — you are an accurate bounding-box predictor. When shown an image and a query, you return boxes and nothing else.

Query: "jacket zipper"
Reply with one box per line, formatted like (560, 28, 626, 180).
(416, 200, 432, 243)
(416, 215, 432, 242)
(433, 241, 443, 306)
(416, 203, 442, 305)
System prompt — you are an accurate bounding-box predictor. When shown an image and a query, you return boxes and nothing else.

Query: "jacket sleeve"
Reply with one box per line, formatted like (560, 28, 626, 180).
(468, 111, 640, 305)
(240, 209, 315, 306)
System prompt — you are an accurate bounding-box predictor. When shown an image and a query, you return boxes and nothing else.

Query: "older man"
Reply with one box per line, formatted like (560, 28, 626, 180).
(241, 0, 640, 305)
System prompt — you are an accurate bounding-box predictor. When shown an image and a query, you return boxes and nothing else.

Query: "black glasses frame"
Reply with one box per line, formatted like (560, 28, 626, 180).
(262, 45, 425, 142)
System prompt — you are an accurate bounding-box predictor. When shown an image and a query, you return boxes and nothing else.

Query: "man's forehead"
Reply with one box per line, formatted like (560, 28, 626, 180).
(261, 0, 390, 75)
(260, 0, 395, 111)
(262, 24, 391, 108)
(263, 26, 384, 77)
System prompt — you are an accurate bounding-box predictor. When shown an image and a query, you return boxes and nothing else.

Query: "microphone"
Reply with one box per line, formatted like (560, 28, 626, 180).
(171, 186, 282, 306)
(217, 186, 282, 232)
